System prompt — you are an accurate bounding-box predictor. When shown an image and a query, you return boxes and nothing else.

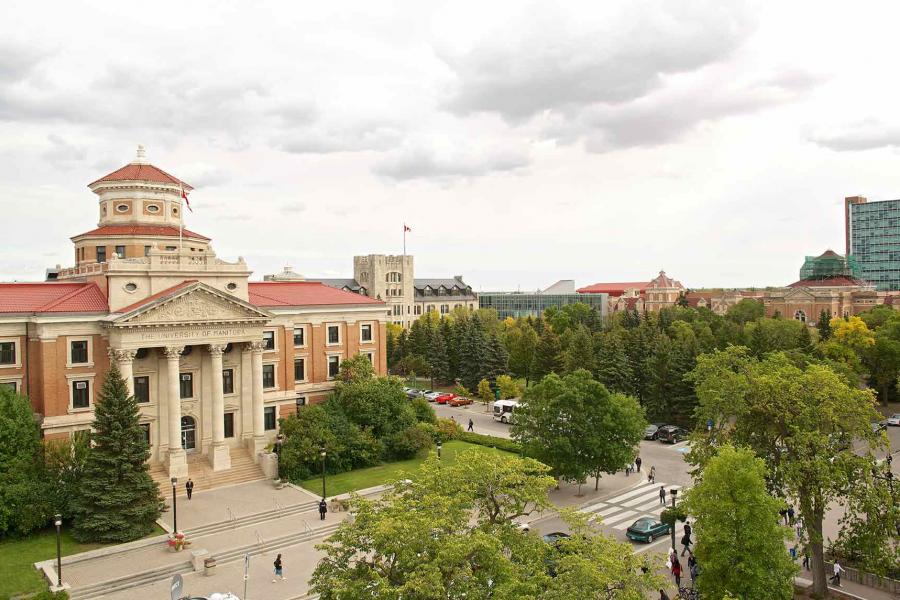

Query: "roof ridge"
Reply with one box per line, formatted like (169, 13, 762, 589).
(39, 282, 98, 311)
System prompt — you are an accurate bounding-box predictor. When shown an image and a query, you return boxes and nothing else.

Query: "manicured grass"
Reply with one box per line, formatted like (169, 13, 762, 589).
(0, 524, 165, 599)
(299, 440, 513, 497)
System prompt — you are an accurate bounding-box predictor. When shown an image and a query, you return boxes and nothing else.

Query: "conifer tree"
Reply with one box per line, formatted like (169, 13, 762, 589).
(459, 316, 489, 391)
(427, 327, 450, 387)
(71, 363, 162, 542)
(441, 318, 460, 382)
(594, 331, 632, 395)
(485, 332, 509, 386)
(817, 310, 832, 341)
(531, 327, 562, 381)
(562, 324, 595, 374)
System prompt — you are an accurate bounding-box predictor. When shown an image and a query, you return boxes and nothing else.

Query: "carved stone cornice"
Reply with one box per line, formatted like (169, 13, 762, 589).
(247, 341, 266, 353)
(108, 348, 137, 363)
(163, 346, 185, 359)
(207, 344, 227, 357)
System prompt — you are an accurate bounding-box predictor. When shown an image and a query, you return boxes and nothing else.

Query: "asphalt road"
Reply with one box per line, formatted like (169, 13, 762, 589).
(432, 400, 512, 438)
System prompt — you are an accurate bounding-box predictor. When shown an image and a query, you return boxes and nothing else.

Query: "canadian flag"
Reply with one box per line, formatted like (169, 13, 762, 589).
(181, 187, 193, 212)
(403, 224, 411, 232)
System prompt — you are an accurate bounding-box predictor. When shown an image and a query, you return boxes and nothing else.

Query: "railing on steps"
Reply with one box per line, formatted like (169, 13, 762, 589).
(255, 529, 264, 553)
(227, 506, 237, 528)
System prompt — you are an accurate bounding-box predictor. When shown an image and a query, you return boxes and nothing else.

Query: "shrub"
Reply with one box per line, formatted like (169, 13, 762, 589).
(416, 422, 439, 442)
(456, 431, 523, 454)
(496, 374, 521, 399)
(411, 397, 437, 424)
(386, 424, 434, 460)
(453, 384, 472, 397)
(435, 418, 462, 442)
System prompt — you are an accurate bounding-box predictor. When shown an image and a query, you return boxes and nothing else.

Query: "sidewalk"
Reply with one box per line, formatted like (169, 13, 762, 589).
(795, 571, 897, 600)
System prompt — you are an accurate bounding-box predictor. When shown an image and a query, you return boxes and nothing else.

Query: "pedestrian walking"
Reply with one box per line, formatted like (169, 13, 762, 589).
(649, 466, 656, 483)
(802, 549, 810, 570)
(467, 418, 474, 432)
(779, 508, 787, 525)
(625, 463, 632, 476)
(671, 557, 683, 588)
(318, 498, 328, 521)
(787, 505, 795, 526)
(185, 478, 194, 500)
(272, 553, 285, 582)
(659, 485, 667, 505)
(789, 545, 798, 561)
(830, 561, 844, 587)
(680, 521, 693, 556)
(658, 590, 671, 600)
(635, 456, 642, 473)
(688, 555, 698, 583)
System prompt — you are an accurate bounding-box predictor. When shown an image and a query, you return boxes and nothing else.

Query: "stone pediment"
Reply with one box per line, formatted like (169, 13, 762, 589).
(783, 287, 815, 301)
(112, 283, 271, 327)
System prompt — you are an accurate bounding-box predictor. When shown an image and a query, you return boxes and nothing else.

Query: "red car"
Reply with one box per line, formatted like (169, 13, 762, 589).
(448, 396, 473, 407)
(435, 393, 456, 405)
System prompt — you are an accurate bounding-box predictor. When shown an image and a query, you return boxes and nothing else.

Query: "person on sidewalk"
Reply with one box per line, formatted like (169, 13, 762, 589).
(319, 498, 328, 521)
(272, 553, 285, 582)
(625, 463, 632, 476)
(671, 557, 683, 588)
(659, 486, 667, 505)
(467, 418, 474, 432)
(688, 554, 698, 584)
(658, 590, 671, 600)
(680, 521, 692, 556)
(649, 466, 656, 483)
(802, 547, 810, 570)
(635, 456, 642, 473)
(787, 505, 795, 526)
(185, 479, 194, 500)
(830, 561, 844, 587)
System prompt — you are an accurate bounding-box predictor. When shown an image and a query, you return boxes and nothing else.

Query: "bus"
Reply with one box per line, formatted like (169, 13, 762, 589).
(492, 399, 520, 424)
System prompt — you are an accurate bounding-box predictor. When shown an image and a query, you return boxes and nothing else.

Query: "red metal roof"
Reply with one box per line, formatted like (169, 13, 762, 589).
(0, 282, 108, 314)
(116, 280, 198, 314)
(89, 163, 193, 189)
(71, 225, 210, 241)
(577, 282, 649, 296)
(787, 277, 866, 288)
(249, 282, 385, 307)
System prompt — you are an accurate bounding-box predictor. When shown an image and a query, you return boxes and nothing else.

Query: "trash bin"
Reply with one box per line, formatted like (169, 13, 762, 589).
(204, 557, 217, 576)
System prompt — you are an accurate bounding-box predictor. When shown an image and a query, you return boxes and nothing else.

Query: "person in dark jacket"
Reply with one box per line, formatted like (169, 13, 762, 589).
(272, 553, 285, 582)
(659, 486, 667, 505)
(635, 456, 642, 474)
(319, 498, 328, 521)
(658, 590, 671, 600)
(467, 419, 474, 432)
(185, 479, 194, 500)
(681, 521, 693, 556)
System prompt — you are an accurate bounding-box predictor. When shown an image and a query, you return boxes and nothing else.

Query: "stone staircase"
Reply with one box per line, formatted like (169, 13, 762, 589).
(149, 446, 267, 496)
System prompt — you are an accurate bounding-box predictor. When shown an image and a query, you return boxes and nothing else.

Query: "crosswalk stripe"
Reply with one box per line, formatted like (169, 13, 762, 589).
(579, 501, 608, 513)
(622, 490, 666, 507)
(604, 481, 658, 504)
(596, 505, 626, 517)
(602, 510, 638, 526)
(633, 499, 665, 513)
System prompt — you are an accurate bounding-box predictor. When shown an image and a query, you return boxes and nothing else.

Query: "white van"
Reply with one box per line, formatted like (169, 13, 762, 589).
(492, 399, 520, 424)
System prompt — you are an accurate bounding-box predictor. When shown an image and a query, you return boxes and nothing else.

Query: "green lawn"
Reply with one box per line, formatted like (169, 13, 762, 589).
(299, 440, 512, 497)
(0, 524, 165, 599)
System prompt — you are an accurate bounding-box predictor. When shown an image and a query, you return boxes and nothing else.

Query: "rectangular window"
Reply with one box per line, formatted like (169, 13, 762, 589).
(365, 352, 374, 364)
(327, 325, 340, 345)
(115, 245, 125, 258)
(72, 380, 90, 409)
(133, 376, 150, 403)
(180, 373, 193, 398)
(0, 381, 16, 393)
(294, 358, 305, 382)
(0, 341, 15, 365)
(392, 305, 401, 316)
(414, 305, 422, 315)
(223, 369, 234, 394)
(296, 396, 306, 410)
(264, 406, 276, 431)
(262, 331, 276, 351)
(96, 246, 106, 263)
(360, 324, 373, 342)
(224, 413, 234, 438)
(328, 355, 340, 379)
(70, 340, 89, 364)
(165, 245, 177, 251)
(144, 245, 151, 257)
(293, 327, 305, 347)
(262, 364, 275, 389)
(139, 423, 150, 447)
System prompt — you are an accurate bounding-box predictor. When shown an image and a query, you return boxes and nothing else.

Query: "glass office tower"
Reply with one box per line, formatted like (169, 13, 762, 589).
(846, 196, 900, 291)
(479, 292, 607, 319)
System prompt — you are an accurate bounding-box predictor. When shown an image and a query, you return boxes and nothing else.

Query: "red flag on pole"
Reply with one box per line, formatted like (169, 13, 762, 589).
(403, 224, 411, 232)
(181, 187, 193, 212)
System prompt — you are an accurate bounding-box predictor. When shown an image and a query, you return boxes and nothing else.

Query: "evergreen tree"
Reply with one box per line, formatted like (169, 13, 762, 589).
(386, 328, 397, 370)
(594, 331, 632, 395)
(485, 332, 509, 386)
(427, 327, 450, 387)
(441, 318, 460, 383)
(459, 316, 489, 391)
(71, 364, 162, 542)
(562, 324, 595, 374)
(392, 329, 410, 369)
(647, 334, 676, 420)
(817, 310, 832, 341)
(504, 320, 538, 385)
(531, 327, 562, 381)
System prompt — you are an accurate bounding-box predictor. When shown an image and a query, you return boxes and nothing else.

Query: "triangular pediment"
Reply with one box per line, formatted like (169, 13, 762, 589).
(784, 287, 815, 301)
(112, 282, 271, 327)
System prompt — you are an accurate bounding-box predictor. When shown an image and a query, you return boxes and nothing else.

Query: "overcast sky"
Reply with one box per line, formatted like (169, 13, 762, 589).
(2, 1, 899, 290)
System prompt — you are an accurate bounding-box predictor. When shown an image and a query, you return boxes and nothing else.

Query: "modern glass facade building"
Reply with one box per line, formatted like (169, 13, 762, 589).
(845, 196, 900, 291)
(479, 292, 607, 319)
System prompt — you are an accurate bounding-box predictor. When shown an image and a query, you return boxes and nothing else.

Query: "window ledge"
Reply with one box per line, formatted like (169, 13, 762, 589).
(68, 407, 92, 414)
(67, 362, 94, 369)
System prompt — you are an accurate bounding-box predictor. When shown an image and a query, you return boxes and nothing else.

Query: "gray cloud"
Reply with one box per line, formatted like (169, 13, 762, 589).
(280, 202, 307, 214)
(441, 1, 758, 121)
(808, 119, 900, 151)
(41, 134, 87, 167)
(374, 144, 530, 181)
(274, 123, 403, 154)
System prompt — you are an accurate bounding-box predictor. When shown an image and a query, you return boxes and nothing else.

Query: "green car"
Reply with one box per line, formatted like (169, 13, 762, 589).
(625, 517, 670, 543)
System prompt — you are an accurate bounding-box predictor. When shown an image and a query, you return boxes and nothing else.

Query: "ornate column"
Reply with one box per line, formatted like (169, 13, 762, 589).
(249, 340, 267, 460)
(207, 344, 231, 471)
(109, 349, 137, 397)
(164, 346, 188, 478)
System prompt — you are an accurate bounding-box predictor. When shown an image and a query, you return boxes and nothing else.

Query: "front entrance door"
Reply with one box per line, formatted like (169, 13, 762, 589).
(181, 416, 197, 452)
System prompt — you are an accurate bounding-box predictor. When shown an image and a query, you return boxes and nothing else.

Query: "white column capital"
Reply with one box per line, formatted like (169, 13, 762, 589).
(108, 348, 137, 363)
(163, 346, 185, 359)
(247, 341, 266, 353)
(207, 344, 227, 357)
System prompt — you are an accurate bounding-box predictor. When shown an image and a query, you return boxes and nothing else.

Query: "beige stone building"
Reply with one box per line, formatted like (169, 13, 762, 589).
(0, 147, 387, 481)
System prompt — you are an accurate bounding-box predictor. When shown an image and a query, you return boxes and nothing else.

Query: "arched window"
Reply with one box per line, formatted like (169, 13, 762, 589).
(794, 310, 807, 323)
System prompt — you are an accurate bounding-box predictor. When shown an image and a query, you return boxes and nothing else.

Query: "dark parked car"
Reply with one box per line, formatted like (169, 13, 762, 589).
(644, 423, 667, 440)
(626, 517, 670, 543)
(541, 531, 571, 544)
(657, 425, 687, 444)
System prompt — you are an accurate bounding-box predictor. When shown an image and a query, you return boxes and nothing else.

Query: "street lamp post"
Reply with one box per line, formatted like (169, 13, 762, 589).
(170, 477, 178, 534)
(53, 514, 62, 588)
(669, 488, 679, 551)
(437, 440, 442, 460)
(320, 446, 327, 499)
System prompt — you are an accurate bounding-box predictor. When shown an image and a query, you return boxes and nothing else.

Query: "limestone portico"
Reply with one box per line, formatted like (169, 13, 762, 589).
(0, 147, 388, 479)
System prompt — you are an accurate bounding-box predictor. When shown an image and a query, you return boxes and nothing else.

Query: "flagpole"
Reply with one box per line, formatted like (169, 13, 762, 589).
(403, 224, 406, 256)
(179, 189, 184, 256)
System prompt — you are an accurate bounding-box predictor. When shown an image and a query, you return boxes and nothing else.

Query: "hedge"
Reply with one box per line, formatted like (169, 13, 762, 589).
(456, 431, 523, 455)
